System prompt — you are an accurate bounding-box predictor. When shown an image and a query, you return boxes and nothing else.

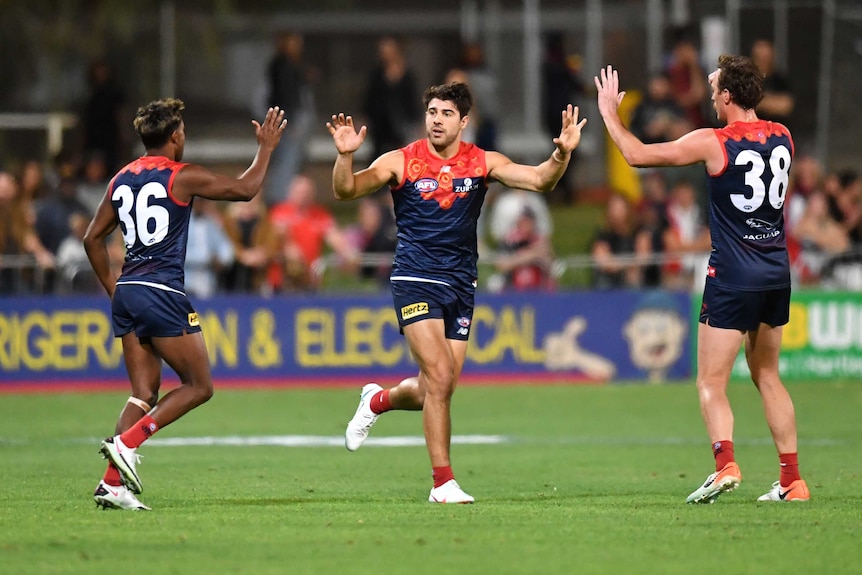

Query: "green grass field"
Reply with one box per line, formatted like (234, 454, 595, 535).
(1, 381, 860, 575)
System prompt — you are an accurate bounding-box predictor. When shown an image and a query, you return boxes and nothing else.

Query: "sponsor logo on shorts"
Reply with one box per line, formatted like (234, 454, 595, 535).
(188, 312, 200, 326)
(401, 302, 429, 320)
(457, 327, 469, 336)
(707, 266, 716, 278)
(457, 317, 471, 328)
(415, 178, 439, 192)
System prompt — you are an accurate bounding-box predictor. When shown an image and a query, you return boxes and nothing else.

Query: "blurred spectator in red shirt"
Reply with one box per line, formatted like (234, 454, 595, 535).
(664, 30, 708, 128)
(269, 174, 358, 291)
(488, 207, 555, 293)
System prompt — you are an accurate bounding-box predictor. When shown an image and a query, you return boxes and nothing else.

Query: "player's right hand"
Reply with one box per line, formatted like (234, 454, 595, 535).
(252, 106, 288, 151)
(327, 113, 367, 155)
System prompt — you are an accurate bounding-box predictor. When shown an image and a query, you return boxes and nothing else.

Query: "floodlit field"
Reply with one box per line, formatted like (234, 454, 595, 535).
(1, 381, 860, 575)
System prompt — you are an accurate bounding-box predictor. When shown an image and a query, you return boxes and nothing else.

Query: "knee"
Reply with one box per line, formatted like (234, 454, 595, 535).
(423, 366, 456, 401)
(197, 382, 214, 404)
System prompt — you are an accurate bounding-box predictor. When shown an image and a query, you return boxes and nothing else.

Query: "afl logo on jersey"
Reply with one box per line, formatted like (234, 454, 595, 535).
(415, 178, 439, 192)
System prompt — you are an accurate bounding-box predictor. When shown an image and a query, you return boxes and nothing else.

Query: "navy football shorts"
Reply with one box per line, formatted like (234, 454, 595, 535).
(390, 280, 475, 341)
(699, 280, 790, 331)
(112, 283, 202, 339)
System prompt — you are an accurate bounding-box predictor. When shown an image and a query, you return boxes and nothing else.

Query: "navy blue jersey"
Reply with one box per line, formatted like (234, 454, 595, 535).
(109, 156, 191, 293)
(390, 139, 488, 290)
(706, 121, 794, 290)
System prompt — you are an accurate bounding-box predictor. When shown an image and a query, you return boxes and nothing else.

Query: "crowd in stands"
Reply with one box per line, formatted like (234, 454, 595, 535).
(1, 31, 860, 297)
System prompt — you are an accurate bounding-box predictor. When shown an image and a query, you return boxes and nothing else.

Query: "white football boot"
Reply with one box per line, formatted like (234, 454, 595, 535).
(429, 479, 475, 504)
(345, 383, 383, 452)
(93, 481, 151, 511)
(100, 435, 143, 494)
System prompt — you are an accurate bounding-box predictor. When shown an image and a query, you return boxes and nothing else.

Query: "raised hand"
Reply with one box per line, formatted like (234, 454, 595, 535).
(252, 106, 288, 151)
(553, 104, 588, 156)
(327, 113, 367, 155)
(594, 65, 626, 119)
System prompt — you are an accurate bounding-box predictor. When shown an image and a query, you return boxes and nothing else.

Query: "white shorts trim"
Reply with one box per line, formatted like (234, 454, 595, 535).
(116, 280, 186, 296)
(389, 275, 451, 287)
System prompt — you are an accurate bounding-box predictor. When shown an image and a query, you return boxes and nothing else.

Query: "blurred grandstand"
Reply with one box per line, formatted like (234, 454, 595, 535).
(2, 0, 862, 296)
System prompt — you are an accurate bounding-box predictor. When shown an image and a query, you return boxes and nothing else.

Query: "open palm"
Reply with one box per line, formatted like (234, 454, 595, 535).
(327, 113, 367, 155)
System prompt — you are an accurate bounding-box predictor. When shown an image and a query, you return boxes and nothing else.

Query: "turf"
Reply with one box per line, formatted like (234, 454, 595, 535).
(1, 381, 860, 575)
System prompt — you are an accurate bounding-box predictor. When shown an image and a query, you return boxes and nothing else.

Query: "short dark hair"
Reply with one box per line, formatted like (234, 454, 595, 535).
(717, 54, 764, 111)
(422, 82, 472, 118)
(133, 98, 185, 149)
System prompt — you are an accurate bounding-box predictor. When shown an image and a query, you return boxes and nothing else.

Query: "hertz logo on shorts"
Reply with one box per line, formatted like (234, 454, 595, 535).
(400, 302, 429, 320)
(188, 312, 200, 327)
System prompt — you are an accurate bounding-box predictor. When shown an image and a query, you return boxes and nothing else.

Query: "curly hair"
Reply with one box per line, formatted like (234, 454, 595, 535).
(422, 82, 473, 118)
(717, 54, 764, 111)
(133, 97, 185, 149)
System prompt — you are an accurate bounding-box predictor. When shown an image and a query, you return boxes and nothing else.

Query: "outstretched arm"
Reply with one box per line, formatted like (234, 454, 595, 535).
(487, 104, 587, 192)
(327, 113, 400, 201)
(595, 66, 722, 171)
(173, 107, 287, 203)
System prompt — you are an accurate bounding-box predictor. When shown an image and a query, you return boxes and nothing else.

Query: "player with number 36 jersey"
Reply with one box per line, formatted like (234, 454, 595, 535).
(596, 55, 809, 506)
(83, 98, 286, 510)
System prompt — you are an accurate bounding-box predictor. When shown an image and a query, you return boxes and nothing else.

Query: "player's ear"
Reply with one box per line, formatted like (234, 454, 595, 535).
(460, 114, 470, 129)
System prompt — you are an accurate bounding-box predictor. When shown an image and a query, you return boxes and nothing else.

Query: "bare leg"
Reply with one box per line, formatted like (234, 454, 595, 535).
(388, 376, 424, 410)
(116, 333, 161, 433)
(746, 324, 797, 454)
(402, 320, 467, 468)
(145, 331, 214, 429)
(696, 322, 744, 443)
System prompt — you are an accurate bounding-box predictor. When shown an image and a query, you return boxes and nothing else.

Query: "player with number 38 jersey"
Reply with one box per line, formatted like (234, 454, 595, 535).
(596, 55, 810, 507)
(111, 156, 191, 293)
(707, 121, 793, 290)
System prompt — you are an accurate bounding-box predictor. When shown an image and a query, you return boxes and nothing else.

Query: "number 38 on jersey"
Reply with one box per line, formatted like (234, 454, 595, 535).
(731, 145, 791, 213)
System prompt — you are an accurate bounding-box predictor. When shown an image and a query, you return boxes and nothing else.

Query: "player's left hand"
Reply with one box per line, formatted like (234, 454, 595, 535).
(553, 104, 588, 156)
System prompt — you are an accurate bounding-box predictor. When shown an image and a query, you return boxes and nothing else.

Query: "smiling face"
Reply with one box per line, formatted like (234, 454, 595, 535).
(425, 98, 468, 153)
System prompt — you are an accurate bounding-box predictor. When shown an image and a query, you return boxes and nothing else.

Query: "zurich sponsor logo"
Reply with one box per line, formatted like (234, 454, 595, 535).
(415, 178, 439, 192)
(454, 177, 481, 194)
(457, 317, 471, 328)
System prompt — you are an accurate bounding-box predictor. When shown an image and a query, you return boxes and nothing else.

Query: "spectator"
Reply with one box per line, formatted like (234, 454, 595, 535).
(0, 171, 54, 294)
(792, 190, 850, 283)
(488, 207, 555, 293)
(664, 29, 708, 128)
(77, 151, 111, 214)
(222, 192, 280, 294)
(828, 170, 862, 243)
(487, 187, 553, 248)
(34, 152, 91, 257)
(185, 198, 235, 298)
(55, 212, 98, 292)
(81, 59, 127, 174)
(542, 33, 585, 203)
(630, 71, 691, 144)
(17, 159, 51, 214)
(264, 30, 315, 204)
(662, 180, 711, 291)
(638, 171, 671, 287)
(269, 174, 358, 292)
(345, 195, 397, 288)
(363, 36, 421, 160)
(590, 193, 652, 288)
(785, 153, 823, 232)
(750, 39, 794, 125)
(450, 42, 499, 151)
